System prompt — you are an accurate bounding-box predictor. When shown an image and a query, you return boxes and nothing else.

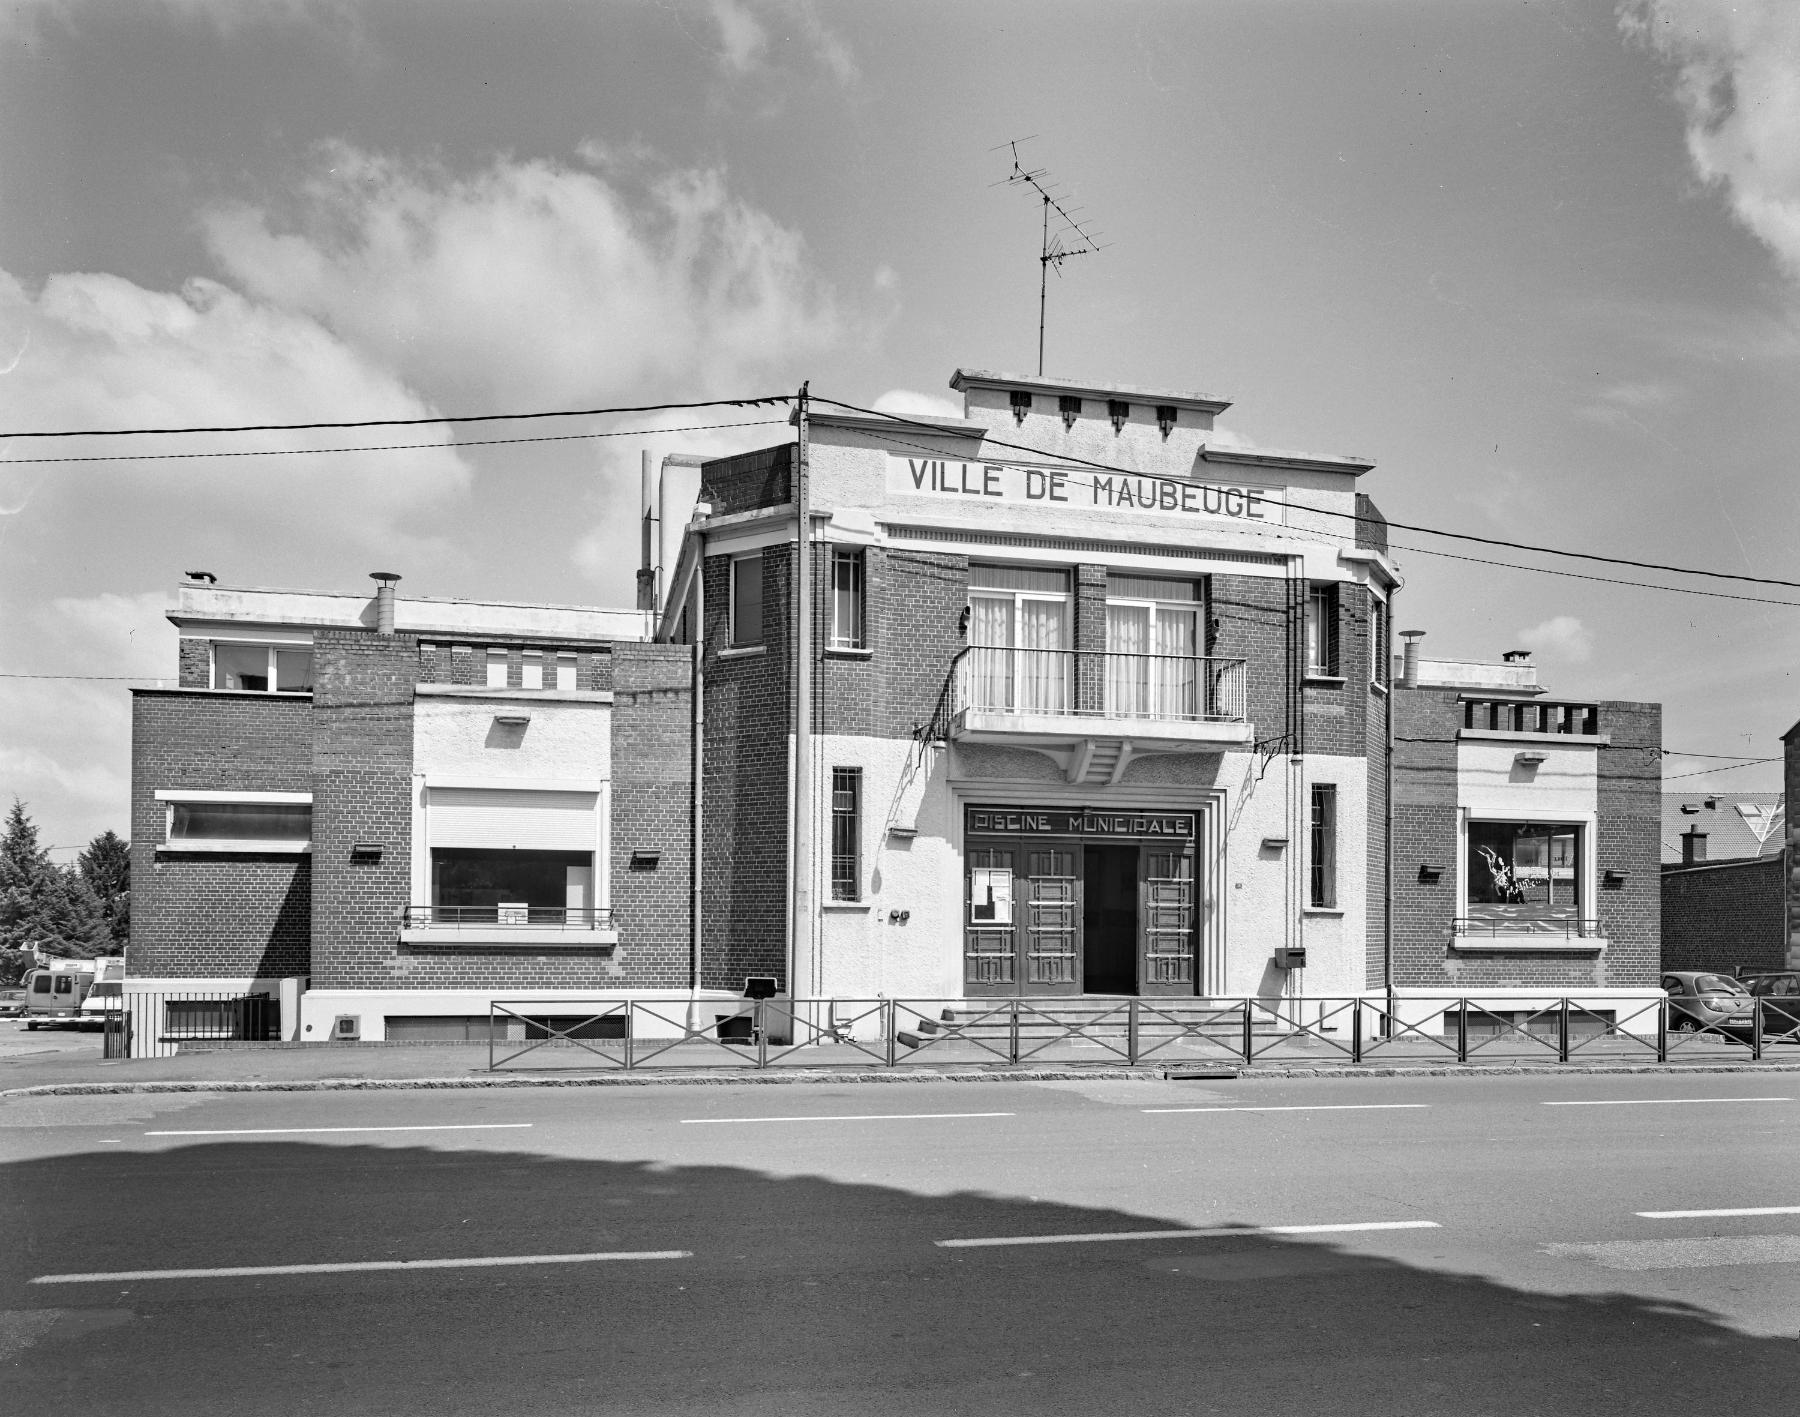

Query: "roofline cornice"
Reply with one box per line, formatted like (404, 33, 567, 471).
(949, 368, 1232, 414)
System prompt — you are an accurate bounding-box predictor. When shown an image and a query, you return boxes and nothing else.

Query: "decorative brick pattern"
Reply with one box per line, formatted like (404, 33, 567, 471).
(1661, 857, 1784, 974)
(129, 689, 314, 978)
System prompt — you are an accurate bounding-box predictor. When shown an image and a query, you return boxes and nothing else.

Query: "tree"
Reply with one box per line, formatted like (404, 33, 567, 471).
(78, 829, 130, 948)
(0, 799, 113, 960)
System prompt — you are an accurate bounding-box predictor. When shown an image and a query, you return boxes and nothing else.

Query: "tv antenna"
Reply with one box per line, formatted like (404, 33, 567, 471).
(992, 137, 1108, 375)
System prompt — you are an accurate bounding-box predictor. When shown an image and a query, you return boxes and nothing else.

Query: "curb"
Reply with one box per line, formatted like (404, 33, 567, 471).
(9, 1058, 1800, 1099)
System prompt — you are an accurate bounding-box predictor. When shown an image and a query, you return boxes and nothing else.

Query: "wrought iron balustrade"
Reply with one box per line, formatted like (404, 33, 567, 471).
(1452, 916, 1603, 939)
(953, 648, 1248, 723)
(403, 905, 613, 930)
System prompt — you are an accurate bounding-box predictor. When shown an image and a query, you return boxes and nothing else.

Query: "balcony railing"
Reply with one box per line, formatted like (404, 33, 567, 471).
(1463, 699, 1599, 735)
(403, 905, 613, 930)
(1452, 916, 1603, 939)
(953, 648, 1248, 723)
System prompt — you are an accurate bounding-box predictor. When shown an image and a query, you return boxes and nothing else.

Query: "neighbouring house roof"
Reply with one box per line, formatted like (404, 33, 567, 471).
(1661, 792, 1785, 865)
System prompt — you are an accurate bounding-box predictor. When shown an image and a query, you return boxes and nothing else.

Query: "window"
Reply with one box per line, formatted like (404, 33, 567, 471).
(1371, 595, 1389, 689)
(212, 644, 314, 693)
(1105, 575, 1202, 718)
(1467, 821, 1582, 919)
(1309, 784, 1337, 908)
(830, 767, 861, 901)
(830, 549, 866, 650)
(1304, 584, 1339, 677)
(521, 652, 543, 690)
(967, 565, 1070, 713)
(164, 798, 312, 850)
(430, 848, 594, 922)
(730, 553, 764, 648)
(486, 649, 509, 688)
(555, 653, 577, 691)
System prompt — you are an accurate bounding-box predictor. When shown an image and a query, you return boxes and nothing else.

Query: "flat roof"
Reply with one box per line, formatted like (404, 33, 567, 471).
(169, 583, 650, 642)
(950, 368, 1233, 415)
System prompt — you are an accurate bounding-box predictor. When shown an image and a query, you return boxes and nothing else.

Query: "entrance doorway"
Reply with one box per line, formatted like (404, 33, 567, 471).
(1082, 846, 1139, 995)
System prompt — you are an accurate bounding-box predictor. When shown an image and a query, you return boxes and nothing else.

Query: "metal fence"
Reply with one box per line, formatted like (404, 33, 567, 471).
(98, 991, 280, 1060)
(481, 994, 1800, 1072)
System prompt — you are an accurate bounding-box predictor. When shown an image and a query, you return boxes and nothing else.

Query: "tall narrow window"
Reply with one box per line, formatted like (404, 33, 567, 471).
(730, 553, 764, 648)
(830, 548, 866, 650)
(486, 648, 509, 688)
(831, 768, 861, 901)
(1309, 784, 1338, 909)
(1304, 584, 1340, 677)
(1371, 595, 1389, 688)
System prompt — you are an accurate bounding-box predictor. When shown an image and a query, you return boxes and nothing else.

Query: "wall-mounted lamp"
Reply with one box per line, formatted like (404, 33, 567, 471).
(1418, 863, 1444, 882)
(349, 842, 383, 863)
(1009, 390, 1032, 426)
(1108, 399, 1130, 434)
(1155, 404, 1177, 440)
(494, 712, 531, 727)
(1261, 836, 1289, 852)
(630, 849, 662, 870)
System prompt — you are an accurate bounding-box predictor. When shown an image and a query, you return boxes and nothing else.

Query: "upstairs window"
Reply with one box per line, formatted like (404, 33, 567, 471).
(730, 553, 764, 648)
(1105, 575, 1202, 718)
(830, 549, 866, 650)
(967, 565, 1070, 714)
(213, 644, 313, 693)
(1371, 595, 1389, 689)
(556, 653, 578, 691)
(522, 651, 543, 690)
(1468, 822, 1583, 925)
(486, 649, 509, 688)
(159, 793, 313, 852)
(1304, 583, 1340, 678)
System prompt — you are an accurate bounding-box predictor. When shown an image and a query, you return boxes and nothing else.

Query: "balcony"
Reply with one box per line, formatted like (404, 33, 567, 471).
(399, 905, 618, 950)
(950, 648, 1251, 783)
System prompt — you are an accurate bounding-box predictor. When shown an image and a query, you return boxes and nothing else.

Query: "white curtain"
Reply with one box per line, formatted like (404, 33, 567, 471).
(1018, 600, 1068, 712)
(1106, 605, 1149, 716)
(1155, 608, 1199, 718)
(969, 596, 1013, 710)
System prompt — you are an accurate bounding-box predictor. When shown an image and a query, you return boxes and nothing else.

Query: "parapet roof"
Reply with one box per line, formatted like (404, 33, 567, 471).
(169, 581, 650, 643)
(950, 368, 1233, 415)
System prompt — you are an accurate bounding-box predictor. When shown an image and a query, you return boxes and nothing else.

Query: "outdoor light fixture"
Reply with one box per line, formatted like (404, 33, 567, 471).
(349, 842, 383, 863)
(630, 849, 661, 870)
(1261, 836, 1289, 852)
(1155, 405, 1178, 439)
(1419, 863, 1444, 882)
(1604, 869, 1629, 886)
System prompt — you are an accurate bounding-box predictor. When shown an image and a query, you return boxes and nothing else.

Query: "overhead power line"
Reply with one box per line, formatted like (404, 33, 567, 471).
(0, 418, 788, 466)
(0, 395, 791, 440)
(815, 395, 1800, 593)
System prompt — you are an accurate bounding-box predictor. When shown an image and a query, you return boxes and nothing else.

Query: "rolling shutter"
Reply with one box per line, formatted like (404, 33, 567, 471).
(427, 788, 600, 850)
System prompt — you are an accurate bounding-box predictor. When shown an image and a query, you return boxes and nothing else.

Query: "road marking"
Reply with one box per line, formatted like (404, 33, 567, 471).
(936, 1220, 1440, 1248)
(1546, 1236, 1800, 1271)
(679, 1112, 1014, 1125)
(1541, 1097, 1791, 1108)
(32, 1250, 690, 1285)
(143, 1123, 536, 1137)
(1141, 1104, 1430, 1114)
(1636, 1205, 1800, 1219)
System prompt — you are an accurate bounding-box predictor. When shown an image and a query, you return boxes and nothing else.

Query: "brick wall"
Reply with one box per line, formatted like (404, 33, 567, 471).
(702, 443, 792, 515)
(610, 643, 695, 989)
(309, 628, 416, 990)
(178, 638, 210, 689)
(1594, 699, 1662, 984)
(1391, 688, 1461, 985)
(1785, 725, 1800, 969)
(1210, 572, 1293, 747)
(701, 543, 794, 989)
(1662, 856, 1785, 974)
(416, 641, 612, 692)
(817, 546, 968, 741)
(129, 690, 314, 978)
(1365, 678, 1391, 988)
(1305, 583, 1371, 756)
(1355, 494, 1389, 555)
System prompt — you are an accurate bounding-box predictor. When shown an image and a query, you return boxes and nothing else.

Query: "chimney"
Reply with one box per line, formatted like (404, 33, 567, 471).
(370, 572, 400, 635)
(638, 449, 661, 615)
(1681, 828, 1707, 866)
(1399, 629, 1426, 689)
(1502, 650, 1532, 664)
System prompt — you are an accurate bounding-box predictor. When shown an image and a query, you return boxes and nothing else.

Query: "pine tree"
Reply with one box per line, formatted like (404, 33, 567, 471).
(78, 829, 130, 948)
(0, 799, 113, 959)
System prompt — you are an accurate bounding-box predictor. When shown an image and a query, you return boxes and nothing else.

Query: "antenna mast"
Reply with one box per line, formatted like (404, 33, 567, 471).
(993, 137, 1108, 376)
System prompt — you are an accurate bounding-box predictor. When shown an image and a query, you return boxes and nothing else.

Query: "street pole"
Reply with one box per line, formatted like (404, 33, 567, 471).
(791, 382, 816, 1005)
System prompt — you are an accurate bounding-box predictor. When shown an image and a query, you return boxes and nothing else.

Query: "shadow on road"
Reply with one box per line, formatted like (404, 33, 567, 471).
(4, 1137, 1794, 1415)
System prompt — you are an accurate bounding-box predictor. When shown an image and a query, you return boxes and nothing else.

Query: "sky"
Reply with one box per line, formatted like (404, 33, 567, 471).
(3, 0, 1800, 855)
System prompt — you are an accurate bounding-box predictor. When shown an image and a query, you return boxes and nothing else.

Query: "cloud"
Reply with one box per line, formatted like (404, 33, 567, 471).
(707, 0, 859, 86)
(0, 266, 472, 551)
(203, 147, 845, 412)
(1574, 377, 1684, 432)
(1518, 614, 1594, 664)
(1624, 0, 1800, 282)
(870, 388, 964, 420)
(0, 592, 176, 853)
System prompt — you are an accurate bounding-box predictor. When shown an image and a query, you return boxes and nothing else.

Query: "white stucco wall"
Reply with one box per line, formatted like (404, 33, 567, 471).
(412, 695, 613, 784)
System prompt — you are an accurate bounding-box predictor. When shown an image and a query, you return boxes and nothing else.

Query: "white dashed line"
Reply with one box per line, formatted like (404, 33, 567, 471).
(680, 1112, 1014, 1125)
(936, 1220, 1441, 1248)
(32, 1250, 691, 1284)
(1636, 1205, 1800, 1219)
(1541, 1097, 1790, 1108)
(1141, 1104, 1430, 1114)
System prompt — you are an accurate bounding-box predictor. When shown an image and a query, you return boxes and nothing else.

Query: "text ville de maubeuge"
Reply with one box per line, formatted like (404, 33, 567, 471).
(891, 457, 1274, 521)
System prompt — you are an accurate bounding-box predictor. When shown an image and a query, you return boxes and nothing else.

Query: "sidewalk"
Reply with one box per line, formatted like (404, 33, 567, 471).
(5, 1019, 1800, 1097)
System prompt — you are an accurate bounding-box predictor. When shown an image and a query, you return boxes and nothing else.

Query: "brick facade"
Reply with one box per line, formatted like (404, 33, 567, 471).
(610, 644, 696, 989)
(129, 690, 314, 978)
(1661, 856, 1785, 975)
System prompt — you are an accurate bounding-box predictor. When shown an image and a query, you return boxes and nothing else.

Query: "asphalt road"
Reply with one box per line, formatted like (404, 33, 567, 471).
(4, 1070, 1798, 1415)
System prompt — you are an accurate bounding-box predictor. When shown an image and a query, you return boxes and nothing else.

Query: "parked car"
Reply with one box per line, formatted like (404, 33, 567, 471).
(1741, 971, 1800, 1040)
(1661, 971, 1755, 1036)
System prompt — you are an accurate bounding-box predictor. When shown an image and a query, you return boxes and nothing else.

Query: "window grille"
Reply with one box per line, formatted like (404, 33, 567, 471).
(830, 768, 861, 901)
(1304, 583, 1340, 676)
(830, 549, 866, 650)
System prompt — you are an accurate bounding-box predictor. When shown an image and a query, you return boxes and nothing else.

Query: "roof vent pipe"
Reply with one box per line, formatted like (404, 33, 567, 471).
(370, 572, 401, 635)
(1399, 629, 1426, 689)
